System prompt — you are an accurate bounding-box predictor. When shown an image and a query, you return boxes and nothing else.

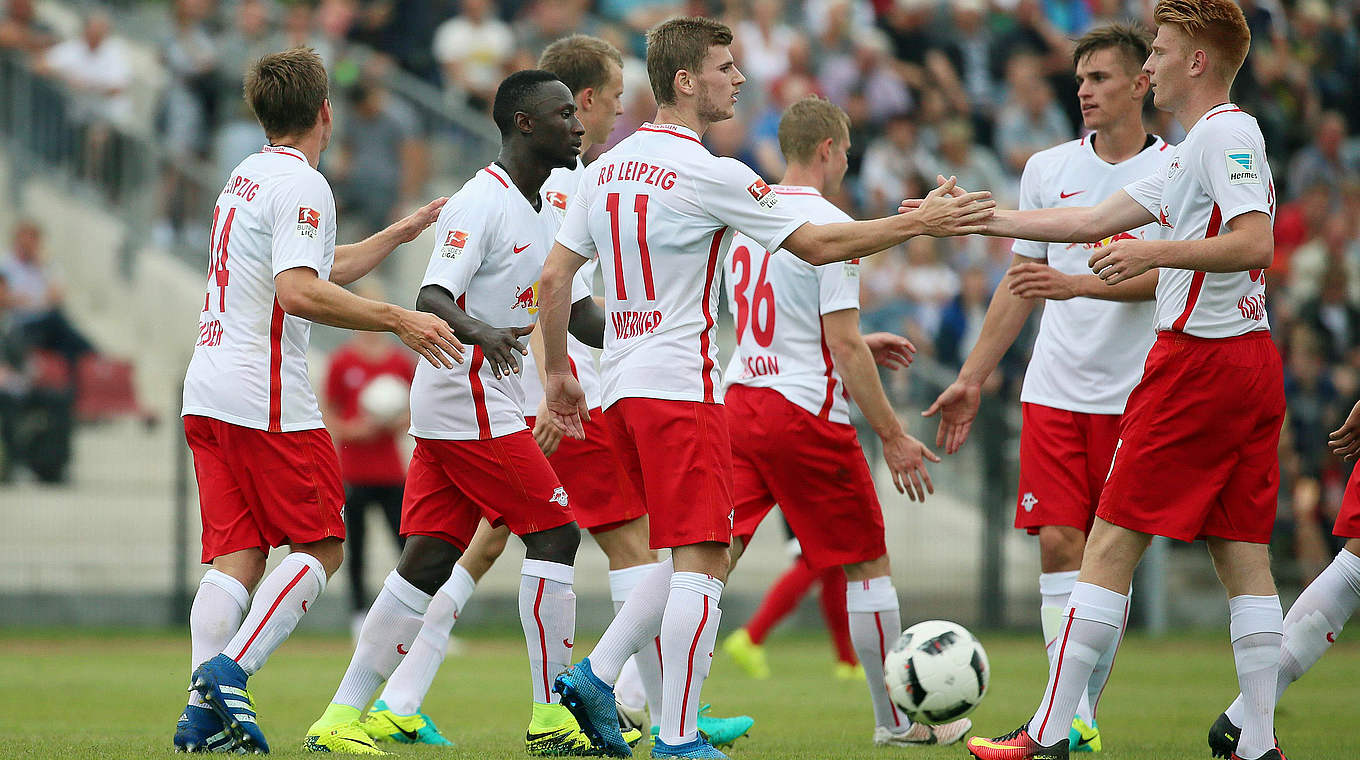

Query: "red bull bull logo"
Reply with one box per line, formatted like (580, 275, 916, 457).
(1065, 231, 1141, 251)
(512, 282, 540, 314)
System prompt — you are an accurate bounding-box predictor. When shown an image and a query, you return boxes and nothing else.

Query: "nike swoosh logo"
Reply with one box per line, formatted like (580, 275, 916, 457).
(514, 243, 531, 254)
(340, 737, 373, 747)
(395, 724, 421, 740)
(1059, 190, 1083, 198)
(526, 729, 571, 742)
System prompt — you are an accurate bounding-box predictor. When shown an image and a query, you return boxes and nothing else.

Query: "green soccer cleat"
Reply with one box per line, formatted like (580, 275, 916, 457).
(305, 703, 388, 755)
(362, 700, 452, 746)
(697, 705, 753, 749)
(1070, 717, 1101, 752)
(834, 662, 866, 682)
(527, 702, 642, 756)
(720, 629, 769, 679)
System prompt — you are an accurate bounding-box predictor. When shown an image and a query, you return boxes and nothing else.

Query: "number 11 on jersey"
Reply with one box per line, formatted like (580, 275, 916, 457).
(606, 192, 656, 301)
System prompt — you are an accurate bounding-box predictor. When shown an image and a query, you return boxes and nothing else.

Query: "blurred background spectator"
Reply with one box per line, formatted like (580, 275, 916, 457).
(0, 220, 93, 372)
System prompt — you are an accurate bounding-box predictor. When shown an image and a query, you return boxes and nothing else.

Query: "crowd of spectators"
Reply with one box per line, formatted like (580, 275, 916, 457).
(2, 0, 1358, 579)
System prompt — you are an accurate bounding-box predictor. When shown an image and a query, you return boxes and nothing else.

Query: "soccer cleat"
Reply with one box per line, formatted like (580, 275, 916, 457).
(526, 703, 644, 757)
(554, 658, 633, 757)
(696, 705, 753, 749)
(873, 717, 972, 746)
(1069, 717, 1101, 752)
(303, 719, 389, 754)
(173, 704, 239, 753)
(617, 699, 648, 734)
(362, 700, 452, 746)
(651, 736, 729, 759)
(720, 629, 770, 679)
(190, 654, 269, 754)
(966, 724, 1068, 760)
(1208, 712, 1240, 759)
(1232, 751, 1287, 760)
(834, 662, 865, 681)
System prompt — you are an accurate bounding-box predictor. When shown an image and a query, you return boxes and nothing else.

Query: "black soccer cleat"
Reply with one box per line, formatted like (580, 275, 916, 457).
(1208, 712, 1240, 759)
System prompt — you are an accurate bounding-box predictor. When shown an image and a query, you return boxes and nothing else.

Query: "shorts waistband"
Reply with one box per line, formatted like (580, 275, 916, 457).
(1155, 329, 1272, 346)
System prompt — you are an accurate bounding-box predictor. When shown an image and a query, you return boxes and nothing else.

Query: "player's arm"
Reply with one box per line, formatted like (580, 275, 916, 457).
(538, 242, 592, 438)
(1089, 211, 1272, 285)
(923, 253, 1036, 454)
(567, 295, 605, 349)
(782, 177, 995, 265)
(330, 196, 448, 285)
(1008, 262, 1159, 302)
(822, 308, 939, 501)
(274, 267, 463, 369)
(413, 284, 532, 379)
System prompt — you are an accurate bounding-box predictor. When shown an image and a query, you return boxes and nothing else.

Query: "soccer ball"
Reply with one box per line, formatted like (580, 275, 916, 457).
(358, 374, 410, 424)
(883, 619, 989, 725)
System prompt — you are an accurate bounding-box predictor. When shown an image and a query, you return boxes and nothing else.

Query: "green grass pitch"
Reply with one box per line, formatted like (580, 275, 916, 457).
(2, 628, 1354, 758)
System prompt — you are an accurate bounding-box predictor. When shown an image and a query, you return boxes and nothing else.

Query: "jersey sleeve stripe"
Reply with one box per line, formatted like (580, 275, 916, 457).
(699, 227, 726, 403)
(268, 298, 285, 432)
(1170, 203, 1222, 332)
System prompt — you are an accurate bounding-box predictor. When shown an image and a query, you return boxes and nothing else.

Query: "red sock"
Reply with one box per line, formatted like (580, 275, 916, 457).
(745, 555, 818, 644)
(818, 566, 856, 665)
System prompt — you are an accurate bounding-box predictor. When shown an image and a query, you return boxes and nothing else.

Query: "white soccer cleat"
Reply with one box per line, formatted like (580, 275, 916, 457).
(873, 718, 973, 747)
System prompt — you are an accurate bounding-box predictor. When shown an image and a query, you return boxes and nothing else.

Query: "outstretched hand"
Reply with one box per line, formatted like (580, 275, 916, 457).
(1088, 239, 1161, 285)
(1008, 262, 1082, 300)
(884, 432, 941, 501)
(546, 371, 590, 440)
(863, 331, 916, 370)
(921, 380, 981, 454)
(1330, 398, 1360, 462)
(902, 176, 995, 237)
(388, 197, 449, 244)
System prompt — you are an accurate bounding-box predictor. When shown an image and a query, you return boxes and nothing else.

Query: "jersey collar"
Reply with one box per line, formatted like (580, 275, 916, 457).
(1195, 103, 1244, 129)
(637, 122, 702, 144)
(770, 184, 821, 196)
(261, 144, 307, 162)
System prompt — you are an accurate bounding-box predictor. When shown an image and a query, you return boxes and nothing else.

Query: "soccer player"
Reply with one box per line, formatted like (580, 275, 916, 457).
(720, 94, 971, 748)
(360, 36, 746, 753)
(1208, 396, 1360, 757)
(302, 69, 615, 755)
(924, 23, 1168, 753)
(954, 3, 1285, 759)
(536, 17, 994, 759)
(176, 47, 463, 754)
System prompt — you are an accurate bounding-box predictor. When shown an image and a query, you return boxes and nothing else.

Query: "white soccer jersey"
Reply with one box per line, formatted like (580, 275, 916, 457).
(182, 145, 335, 432)
(1013, 134, 1168, 414)
(723, 186, 859, 423)
(521, 160, 604, 413)
(555, 123, 809, 407)
(410, 164, 588, 440)
(1124, 104, 1275, 338)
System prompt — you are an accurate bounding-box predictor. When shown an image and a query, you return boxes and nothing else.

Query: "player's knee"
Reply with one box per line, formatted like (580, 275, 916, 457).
(522, 522, 580, 565)
(1039, 527, 1086, 572)
(844, 554, 890, 581)
(290, 537, 344, 578)
(396, 536, 462, 596)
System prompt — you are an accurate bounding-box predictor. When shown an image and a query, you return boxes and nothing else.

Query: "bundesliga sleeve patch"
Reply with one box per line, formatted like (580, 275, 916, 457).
(296, 207, 320, 238)
(747, 178, 779, 210)
(441, 229, 469, 259)
(545, 191, 568, 210)
(1225, 149, 1260, 185)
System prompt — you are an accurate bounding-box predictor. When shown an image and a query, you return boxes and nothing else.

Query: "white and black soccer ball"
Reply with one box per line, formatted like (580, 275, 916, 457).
(358, 374, 410, 425)
(883, 619, 990, 725)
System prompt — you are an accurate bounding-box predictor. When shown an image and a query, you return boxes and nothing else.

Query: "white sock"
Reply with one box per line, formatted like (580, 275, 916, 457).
(379, 564, 476, 715)
(188, 570, 250, 707)
(1038, 572, 1091, 724)
(590, 559, 673, 684)
(1028, 583, 1126, 746)
(610, 563, 664, 726)
(1229, 594, 1284, 760)
(1227, 549, 1360, 727)
(521, 559, 576, 705)
(847, 576, 909, 733)
(332, 570, 432, 710)
(1086, 587, 1130, 721)
(223, 553, 326, 675)
(658, 572, 723, 745)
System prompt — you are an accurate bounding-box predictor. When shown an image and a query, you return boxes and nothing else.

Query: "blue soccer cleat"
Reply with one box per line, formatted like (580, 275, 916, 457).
(651, 736, 729, 759)
(173, 703, 238, 753)
(554, 658, 633, 757)
(191, 654, 270, 754)
(696, 705, 752, 749)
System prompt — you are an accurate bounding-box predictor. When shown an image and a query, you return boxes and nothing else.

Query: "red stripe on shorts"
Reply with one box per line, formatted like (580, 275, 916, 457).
(1171, 204, 1222, 332)
(699, 229, 726, 403)
(268, 298, 284, 431)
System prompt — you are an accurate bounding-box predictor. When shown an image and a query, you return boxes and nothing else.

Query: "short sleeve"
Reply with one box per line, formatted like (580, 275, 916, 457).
(270, 171, 333, 277)
(1194, 120, 1273, 224)
(697, 158, 809, 254)
(1123, 159, 1168, 220)
(555, 171, 598, 260)
(817, 258, 861, 315)
(422, 183, 496, 297)
(570, 267, 592, 304)
(1011, 155, 1050, 260)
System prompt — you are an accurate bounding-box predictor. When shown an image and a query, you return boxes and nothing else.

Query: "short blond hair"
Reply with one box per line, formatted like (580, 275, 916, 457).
(777, 96, 850, 164)
(645, 17, 733, 106)
(538, 35, 623, 96)
(1154, 0, 1251, 81)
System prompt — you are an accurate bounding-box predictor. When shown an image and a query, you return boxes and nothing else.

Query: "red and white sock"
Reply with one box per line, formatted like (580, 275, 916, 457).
(332, 570, 432, 710)
(1227, 548, 1360, 729)
(589, 559, 673, 684)
(188, 569, 249, 707)
(847, 576, 908, 733)
(1228, 594, 1284, 760)
(658, 572, 723, 745)
(378, 564, 477, 715)
(610, 563, 665, 725)
(1028, 582, 1127, 746)
(521, 559, 576, 705)
(223, 552, 326, 675)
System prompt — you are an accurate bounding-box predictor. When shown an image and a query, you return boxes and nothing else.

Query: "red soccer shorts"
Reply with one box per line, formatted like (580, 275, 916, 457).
(1334, 465, 1360, 538)
(1016, 403, 1122, 535)
(606, 396, 734, 549)
(525, 408, 646, 534)
(184, 415, 346, 564)
(1096, 331, 1284, 544)
(726, 385, 887, 569)
(401, 430, 575, 550)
